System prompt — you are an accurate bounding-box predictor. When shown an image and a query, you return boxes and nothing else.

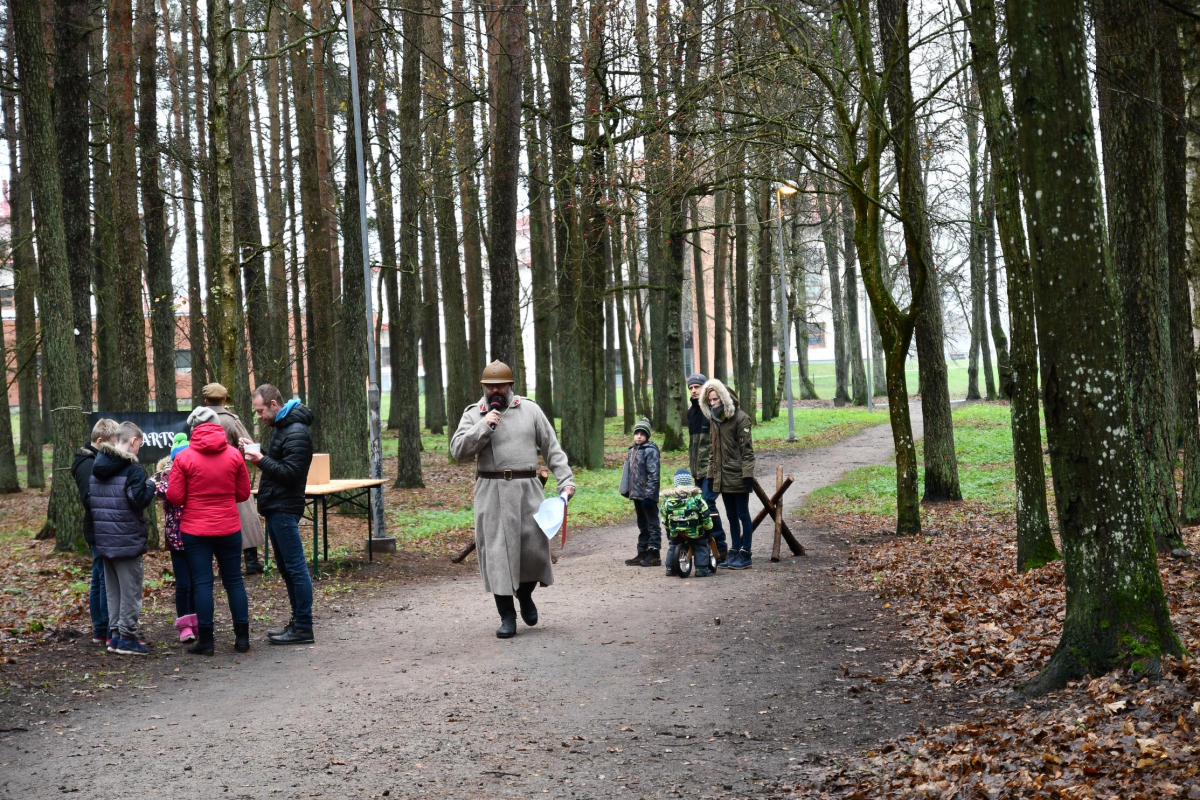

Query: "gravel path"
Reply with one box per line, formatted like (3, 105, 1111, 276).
(1, 414, 958, 799)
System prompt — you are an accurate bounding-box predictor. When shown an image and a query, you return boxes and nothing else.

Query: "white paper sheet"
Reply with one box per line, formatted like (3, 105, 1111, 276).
(533, 496, 568, 539)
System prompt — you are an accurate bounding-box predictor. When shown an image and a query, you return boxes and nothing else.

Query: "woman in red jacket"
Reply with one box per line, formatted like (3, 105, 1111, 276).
(167, 407, 253, 656)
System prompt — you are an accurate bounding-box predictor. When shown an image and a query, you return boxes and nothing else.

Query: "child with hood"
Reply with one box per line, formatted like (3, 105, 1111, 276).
(660, 469, 715, 577)
(91, 421, 157, 655)
(699, 378, 757, 569)
(152, 433, 197, 643)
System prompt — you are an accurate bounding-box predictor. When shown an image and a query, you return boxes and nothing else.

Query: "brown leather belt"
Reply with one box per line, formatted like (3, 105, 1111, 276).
(476, 469, 538, 481)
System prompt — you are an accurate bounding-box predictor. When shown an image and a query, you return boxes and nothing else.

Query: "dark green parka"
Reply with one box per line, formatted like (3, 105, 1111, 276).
(699, 379, 755, 493)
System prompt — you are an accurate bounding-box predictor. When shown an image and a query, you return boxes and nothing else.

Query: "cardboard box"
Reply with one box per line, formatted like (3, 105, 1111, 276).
(309, 453, 331, 486)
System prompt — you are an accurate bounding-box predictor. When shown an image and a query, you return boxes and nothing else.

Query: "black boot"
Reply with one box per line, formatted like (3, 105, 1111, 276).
(234, 622, 250, 653)
(515, 582, 538, 626)
(268, 617, 295, 638)
(494, 594, 517, 639)
(639, 549, 662, 567)
(187, 625, 215, 656)
(243, 548, 264, 575)
(624, 550, 647, 566)
(269, 625, 314, 645)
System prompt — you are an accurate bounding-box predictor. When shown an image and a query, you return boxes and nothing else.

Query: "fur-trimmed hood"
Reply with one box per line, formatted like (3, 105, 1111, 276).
(698, 378, 737, 421)
(660, 484, 701, 500)
(93, 442, 137, 478)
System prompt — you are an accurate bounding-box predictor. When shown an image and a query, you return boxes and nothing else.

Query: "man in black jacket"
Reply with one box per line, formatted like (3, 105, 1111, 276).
(72, 418, 119, 644)
(243, 384, 315, 644)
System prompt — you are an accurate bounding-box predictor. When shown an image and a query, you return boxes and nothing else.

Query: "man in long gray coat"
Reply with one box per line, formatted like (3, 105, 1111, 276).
(450, 361, 575, 639)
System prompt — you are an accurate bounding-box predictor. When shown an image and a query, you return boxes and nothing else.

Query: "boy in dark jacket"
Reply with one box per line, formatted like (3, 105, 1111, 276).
(72, 418, 119, 644)
(91, 422, 157, 655)
(620, 418, 662, 567)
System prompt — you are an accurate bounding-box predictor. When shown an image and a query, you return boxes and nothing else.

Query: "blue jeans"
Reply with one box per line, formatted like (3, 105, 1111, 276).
(169, 549, 195, 618)
(722, 492, 754, 553)
(266, 513, 313, 628)
(632, 498, 662, 552)
(182, 532, 249, 627)
(89, 545, 108, 636)
(699, 478, 727, 555)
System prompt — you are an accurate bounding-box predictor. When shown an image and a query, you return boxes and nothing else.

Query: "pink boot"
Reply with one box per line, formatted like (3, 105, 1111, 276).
(175, 616, 196, 643)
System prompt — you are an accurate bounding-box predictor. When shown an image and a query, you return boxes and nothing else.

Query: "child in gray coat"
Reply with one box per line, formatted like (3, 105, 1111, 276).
(619, 418, 662, 567)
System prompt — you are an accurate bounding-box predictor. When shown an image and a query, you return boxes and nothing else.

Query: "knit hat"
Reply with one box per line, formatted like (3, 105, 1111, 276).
(686, 372, 707, 387)
(633, 418, 652, 437)
(170, 432, 189, 459)
(673, 469, 694, 487)
(187, 406, 220, 427)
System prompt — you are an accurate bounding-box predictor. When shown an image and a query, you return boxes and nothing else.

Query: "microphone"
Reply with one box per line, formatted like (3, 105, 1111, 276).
(488, 396, 503, 430)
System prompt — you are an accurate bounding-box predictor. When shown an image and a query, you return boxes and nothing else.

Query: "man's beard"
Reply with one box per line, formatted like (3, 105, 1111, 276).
(488, 389, 511, 410)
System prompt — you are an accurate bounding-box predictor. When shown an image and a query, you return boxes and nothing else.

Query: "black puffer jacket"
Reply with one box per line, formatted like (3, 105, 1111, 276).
(90, 444, 156, 559)
(71, 444, 99, 546)
(256, 402, 315, 516)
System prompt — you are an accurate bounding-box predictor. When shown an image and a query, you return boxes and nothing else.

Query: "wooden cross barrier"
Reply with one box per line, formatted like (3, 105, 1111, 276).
(750, 468, 805, 560)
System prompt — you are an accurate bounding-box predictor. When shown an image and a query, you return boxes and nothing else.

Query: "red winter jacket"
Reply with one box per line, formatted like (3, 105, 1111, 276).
(166, 422, 252, 537)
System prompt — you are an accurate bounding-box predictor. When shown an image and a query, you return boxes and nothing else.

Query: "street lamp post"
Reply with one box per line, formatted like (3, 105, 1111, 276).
(345, 0, 387, 543)
(776, 183, 798, 442)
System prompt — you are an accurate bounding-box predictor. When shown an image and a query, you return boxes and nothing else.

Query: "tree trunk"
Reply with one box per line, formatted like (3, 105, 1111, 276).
(1094, 0, 1181, 552)
(612, 202, 636, 433)
(90, 4, 117, 412)
(877, 0, 961, 502)
(452, 0, 487, 381)
(428, 0, 471, 421)
(733, 179, 753, 408)
(283, 0, 337, 447)
(54, 0, 93, 410)
(0, 306, 19, 492)
(371, 37, 402, 430)
(756, 180, 777, 420)
(1159, 7, 1200, 526)
(960, 0, 1057, 570)
(137, 0, 177, 412)
(842, 196, 867, 406)
(821, 183, 849, 405)
(691, 198, 709, 379)
(1007, 0, 1180, 693)
(335, 0, 373, 480)
(177, 1, 206, 402)
(281, 42, 305, 403)
(985, 179, 1010, 400)
(6, 131, 44, 488)
(713, 188, 730, 383)
(524, 47, 556, 419)
(420, 176, 447, 434)
(13, 0, 88, 549)
(394, 0, 425, 487)
(108, 0, 151, 409)
(265, 6, 292, 395)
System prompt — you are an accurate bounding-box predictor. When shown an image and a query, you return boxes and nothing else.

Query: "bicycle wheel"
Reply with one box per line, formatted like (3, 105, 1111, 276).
(675, 541, 694, 578)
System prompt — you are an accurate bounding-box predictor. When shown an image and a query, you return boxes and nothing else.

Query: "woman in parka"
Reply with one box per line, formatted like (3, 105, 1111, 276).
(699, 378, 756, 569)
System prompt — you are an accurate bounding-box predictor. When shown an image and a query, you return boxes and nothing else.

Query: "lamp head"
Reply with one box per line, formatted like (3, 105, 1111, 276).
(777, 183, 799, 197)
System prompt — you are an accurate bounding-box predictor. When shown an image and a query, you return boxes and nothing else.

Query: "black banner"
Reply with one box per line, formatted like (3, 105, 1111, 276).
(87, 411, 192, 465)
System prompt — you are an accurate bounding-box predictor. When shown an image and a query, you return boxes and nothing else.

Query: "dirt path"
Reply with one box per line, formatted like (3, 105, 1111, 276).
(0, 415, 958, 799)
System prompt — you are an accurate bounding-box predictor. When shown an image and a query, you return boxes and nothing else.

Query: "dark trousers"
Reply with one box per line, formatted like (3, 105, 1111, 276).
(182, 532, 249, 628)
(89, 545, 108, 636)
(722, 492, 754, 553)
(169, 549, 195, 618)
(699, 478, 727, 555)
(632, 498, 662, 552)
(266, 512, 314, 628)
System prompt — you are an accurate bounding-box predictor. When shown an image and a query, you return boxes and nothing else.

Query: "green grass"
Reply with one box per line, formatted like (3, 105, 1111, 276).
(803, 403, 1037, 517)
